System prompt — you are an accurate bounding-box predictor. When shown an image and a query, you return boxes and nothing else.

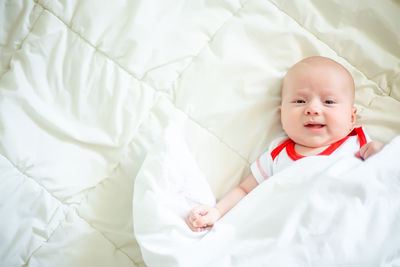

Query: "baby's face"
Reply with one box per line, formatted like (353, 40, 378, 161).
(280, 57, 356, 149)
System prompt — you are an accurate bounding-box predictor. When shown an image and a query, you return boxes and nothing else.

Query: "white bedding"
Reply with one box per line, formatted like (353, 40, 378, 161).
(134, 124, 400, 267)
(1, 0, 400, 266)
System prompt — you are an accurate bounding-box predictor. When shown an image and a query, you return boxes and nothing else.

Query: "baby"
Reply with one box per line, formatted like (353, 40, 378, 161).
(186, 56, 385, 232)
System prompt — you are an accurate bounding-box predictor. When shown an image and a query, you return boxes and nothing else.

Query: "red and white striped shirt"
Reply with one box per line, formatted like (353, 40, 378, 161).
(251, 127, 370, 184)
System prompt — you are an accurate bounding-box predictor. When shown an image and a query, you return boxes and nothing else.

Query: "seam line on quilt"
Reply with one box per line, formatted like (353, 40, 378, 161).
(266, 0, 388, 97)
(157, 0, 252, 165)
(35, 1, 144, 84)
(0, 2, 45, 81)
(3, 151, 142, 267)
(35, 1, 251, 165)
(166, 0, 251, 165)
(0, 153, 70, 266)
(22, 205, 144, 267)
(0, 152, 68, 208)
(0, 153, 141, 266)
(169, 0, 247, 94)
(170, 98, 251, 165)
(73, 206, 144, 266)
(139, 1, 249, 82)
(0, 154, 142, 266)
(24, 212, 67, 266)
(129, 91, 251, 166)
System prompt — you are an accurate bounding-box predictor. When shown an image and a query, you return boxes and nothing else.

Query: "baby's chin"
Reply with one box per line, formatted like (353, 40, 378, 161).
(291, 137, 333, 149)
(286, 130, 346, 149)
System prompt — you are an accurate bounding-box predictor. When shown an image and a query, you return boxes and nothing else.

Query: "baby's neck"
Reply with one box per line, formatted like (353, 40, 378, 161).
(294, 143, 330, 156)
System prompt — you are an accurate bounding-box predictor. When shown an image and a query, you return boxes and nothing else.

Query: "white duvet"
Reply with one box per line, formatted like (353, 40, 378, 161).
(1, 0, 400, 266)
(134, 124, 400, 267)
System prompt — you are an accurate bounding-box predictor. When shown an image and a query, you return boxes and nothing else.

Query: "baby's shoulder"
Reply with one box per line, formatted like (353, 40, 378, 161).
(268, 135, 290, 150)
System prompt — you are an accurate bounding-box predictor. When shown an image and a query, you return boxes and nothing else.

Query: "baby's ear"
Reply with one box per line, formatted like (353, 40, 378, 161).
(351, 106, 357, 124)
(278, 105, 282, 112)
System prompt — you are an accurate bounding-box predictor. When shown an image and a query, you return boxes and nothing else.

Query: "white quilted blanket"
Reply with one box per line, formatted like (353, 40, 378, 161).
(1, 1, 400, 266)
(134, 124, 400, 267)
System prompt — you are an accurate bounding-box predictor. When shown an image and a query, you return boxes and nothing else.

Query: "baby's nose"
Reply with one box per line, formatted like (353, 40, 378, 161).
(305, 103, 321, 115)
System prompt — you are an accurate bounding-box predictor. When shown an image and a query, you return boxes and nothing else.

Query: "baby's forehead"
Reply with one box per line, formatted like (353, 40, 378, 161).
(289, 63, 346, 84)
(283, 57, 355, 93)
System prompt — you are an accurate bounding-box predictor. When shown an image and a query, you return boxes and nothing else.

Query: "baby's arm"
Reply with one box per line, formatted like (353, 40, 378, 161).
(186, 173, 259, 232)
(355, 140, 385, 160)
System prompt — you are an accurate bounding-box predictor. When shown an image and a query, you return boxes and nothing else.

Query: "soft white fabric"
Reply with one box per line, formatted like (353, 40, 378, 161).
(1, 0, 400, 266)
(134, 129, 400, 267)
(133, 123, 216, 266)
(251, 127, 371, 183)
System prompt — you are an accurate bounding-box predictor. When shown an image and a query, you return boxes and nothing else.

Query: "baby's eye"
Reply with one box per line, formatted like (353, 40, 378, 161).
(325, 100, 335, 104)
(295, 100, 305, 104)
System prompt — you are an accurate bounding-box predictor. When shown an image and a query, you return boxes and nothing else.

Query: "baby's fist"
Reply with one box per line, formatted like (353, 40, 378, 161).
(355, 141, 384, 160)
(185, 205, 221, 232)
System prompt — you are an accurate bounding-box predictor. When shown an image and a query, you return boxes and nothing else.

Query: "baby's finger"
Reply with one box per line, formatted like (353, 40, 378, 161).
(360, 144, 375, 160)
(190, 211, 201, 221)
(194, 214, 215, 228)
(185, 216, 201, 230)
(193, 205, 209, 215)
(185, 216, 207, 232)
(358, 144, 369, 160)
(362, 145, 375, 160)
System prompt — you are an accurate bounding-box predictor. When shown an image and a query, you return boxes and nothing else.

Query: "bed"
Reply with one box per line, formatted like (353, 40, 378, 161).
(1, 0, 399, 266)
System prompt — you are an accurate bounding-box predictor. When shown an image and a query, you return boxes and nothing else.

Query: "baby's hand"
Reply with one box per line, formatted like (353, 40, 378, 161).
(355, 141, 384, 160)
(185, 205, 221, 232)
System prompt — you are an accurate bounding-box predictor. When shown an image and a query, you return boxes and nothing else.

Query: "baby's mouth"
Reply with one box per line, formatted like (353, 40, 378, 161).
(304, 123, 326, 129)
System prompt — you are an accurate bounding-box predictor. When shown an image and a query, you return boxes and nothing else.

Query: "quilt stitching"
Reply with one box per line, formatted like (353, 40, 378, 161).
(170, 0, 247, 96)
(23, 211, 67, 266)
(164, 1, 253, 165)
(168, 97, 251, 165)
(0, 155, 143, 266)
(0, 153, 68, 212)
(73, 206, 144, 266)
(0, 155, 121, 266)
(0, 153, 70, 266)
(35, 1, 252, 165)
(0, 18, 144, 262)
(0, 2, 45, 80)
(35, 2, 143, 84)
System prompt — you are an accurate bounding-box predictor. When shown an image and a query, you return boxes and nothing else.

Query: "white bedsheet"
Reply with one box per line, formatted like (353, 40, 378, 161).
(1, 0, 400, 266)
(134, 124, 400, 267)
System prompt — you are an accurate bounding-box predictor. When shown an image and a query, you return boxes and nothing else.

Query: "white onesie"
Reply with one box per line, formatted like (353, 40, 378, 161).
(250, 127, 370, 184)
